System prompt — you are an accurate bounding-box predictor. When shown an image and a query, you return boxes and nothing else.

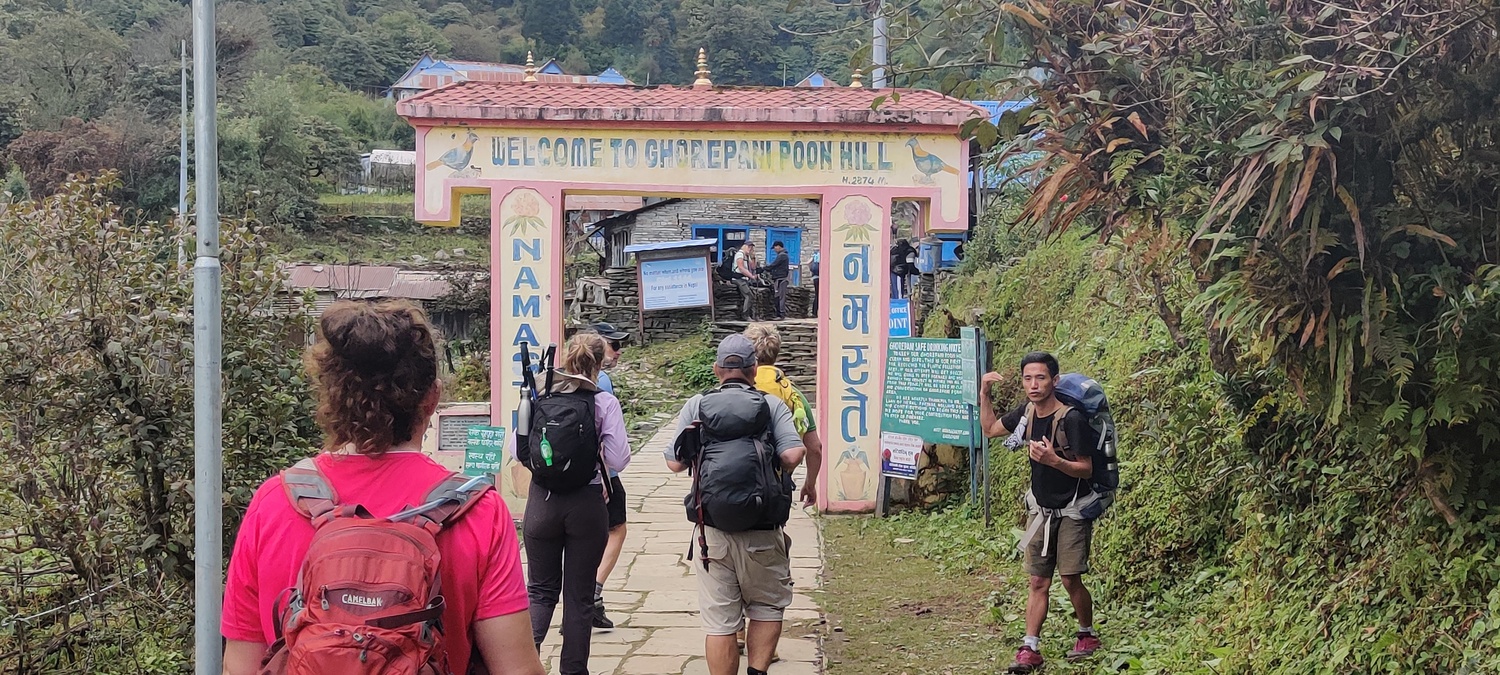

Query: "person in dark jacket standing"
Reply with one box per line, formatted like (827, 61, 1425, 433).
(809, 250, 821, 317)
(760, 241, 791, 320)
(890, 237, 917, 299)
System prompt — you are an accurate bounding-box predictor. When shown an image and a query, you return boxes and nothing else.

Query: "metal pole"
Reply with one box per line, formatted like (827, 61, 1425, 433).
(178, 40, 189, 268)
(967, 404, 978, 502)
(191, 0, 222, 672)
(872, 1, 889, 89)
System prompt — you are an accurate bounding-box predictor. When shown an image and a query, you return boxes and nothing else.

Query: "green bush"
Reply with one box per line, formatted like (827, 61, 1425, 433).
(677, 342, 719, 392)
(924, 230, 1500, 672)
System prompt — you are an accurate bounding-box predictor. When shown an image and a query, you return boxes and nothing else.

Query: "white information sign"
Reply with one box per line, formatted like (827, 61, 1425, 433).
(640, 257, 712, 310)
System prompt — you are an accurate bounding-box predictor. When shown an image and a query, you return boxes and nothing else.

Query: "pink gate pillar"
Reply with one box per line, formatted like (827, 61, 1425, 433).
(818, 193, 893, 512)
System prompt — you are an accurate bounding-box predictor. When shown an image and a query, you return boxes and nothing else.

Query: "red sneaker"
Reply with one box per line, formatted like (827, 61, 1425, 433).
(1006, 646, 1044, 673)
(1067, 632, 1102, 660)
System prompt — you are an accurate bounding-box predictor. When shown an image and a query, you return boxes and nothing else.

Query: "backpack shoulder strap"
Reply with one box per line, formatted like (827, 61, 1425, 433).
(1052, 405, 1074, 451)
(401, 472, 496, 535)
(281, 457, 339, 523)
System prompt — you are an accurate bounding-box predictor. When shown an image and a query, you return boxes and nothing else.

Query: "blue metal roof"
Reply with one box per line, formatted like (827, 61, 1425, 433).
(968, 99, 1034, 124)
(966, 99, 1043, 189)
(623, 238, 719, 254)
(597, 67, 629, 84)
(796, 72, 832, 87)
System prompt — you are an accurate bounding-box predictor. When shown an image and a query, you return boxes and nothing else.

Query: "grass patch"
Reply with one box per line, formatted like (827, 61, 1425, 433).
(820, 506, 1201, 674)
(268, 219, 488, 266)
(820, 514, 1012, 674)
(318, 192, 416, 206)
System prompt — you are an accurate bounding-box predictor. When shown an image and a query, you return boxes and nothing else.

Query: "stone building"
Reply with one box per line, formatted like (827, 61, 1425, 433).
(591, 197, 820, 287)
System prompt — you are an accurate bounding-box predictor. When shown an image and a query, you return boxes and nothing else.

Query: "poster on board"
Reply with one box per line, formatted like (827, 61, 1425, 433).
(880, 431, 923, 479)
(881, 338, 974, 446)
(441, 414, 492, 452)
(640, 257, 711, 310)
(464, 426, 506, 477)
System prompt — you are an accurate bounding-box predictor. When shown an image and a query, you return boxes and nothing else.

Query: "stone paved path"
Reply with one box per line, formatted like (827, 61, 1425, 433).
(530, 422, 825, 675)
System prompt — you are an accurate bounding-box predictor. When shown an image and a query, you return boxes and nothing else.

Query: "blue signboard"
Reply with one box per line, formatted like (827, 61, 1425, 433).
(889, 299, 912, 337)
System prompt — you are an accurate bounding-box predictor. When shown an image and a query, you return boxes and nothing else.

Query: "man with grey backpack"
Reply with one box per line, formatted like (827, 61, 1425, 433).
(980, 351, 1120, 674)
(666, 334, 806, 675)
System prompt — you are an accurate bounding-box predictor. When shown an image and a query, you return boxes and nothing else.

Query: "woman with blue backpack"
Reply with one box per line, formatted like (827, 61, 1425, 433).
(512, 333, 631, 674)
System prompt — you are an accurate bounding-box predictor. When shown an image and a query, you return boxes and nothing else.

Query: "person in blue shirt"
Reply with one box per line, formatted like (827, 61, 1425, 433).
(589, 322, 630, 629)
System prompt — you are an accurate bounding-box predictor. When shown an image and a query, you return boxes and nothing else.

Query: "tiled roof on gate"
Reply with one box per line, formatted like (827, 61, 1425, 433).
(397, 81, 984, 127)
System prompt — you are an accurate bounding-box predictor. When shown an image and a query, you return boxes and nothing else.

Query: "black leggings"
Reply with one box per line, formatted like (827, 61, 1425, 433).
(523, 482, 609, 675)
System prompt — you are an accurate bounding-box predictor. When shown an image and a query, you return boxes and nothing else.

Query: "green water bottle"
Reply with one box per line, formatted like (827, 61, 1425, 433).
(540, 429, 554, 467)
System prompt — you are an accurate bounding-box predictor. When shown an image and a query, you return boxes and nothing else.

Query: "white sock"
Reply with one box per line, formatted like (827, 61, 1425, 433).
(1079, 625, 1095, 636)
(1022, 635, 1041, 650)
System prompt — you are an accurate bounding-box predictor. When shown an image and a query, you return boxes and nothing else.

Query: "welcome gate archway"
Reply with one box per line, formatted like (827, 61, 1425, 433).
(398, 76, 981, 514)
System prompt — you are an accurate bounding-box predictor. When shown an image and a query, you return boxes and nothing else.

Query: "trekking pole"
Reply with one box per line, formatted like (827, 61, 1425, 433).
(388, 475, 493, 522)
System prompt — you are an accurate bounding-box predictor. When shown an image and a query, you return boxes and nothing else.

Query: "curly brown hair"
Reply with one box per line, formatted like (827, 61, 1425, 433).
(305, 300, 440, 455)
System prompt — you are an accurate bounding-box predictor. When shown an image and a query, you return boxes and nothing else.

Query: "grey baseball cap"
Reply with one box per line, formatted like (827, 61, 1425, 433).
(716, 334, 758, 368)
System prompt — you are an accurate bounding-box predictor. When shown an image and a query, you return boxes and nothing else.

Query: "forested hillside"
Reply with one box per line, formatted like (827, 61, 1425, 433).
(0, 0, 902, 230)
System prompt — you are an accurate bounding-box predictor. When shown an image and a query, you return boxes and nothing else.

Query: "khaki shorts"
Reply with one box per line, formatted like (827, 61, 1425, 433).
(1023, 514, 1093, 577)
(694, 527, 794, 635)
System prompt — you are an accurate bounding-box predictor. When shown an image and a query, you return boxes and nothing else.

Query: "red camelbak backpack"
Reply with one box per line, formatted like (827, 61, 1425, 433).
(258, 458, 495, 675)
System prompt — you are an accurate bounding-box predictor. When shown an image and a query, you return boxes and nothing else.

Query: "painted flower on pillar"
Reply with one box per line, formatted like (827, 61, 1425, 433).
(833, 198, 876, 242)
(505, 190, 546, 235)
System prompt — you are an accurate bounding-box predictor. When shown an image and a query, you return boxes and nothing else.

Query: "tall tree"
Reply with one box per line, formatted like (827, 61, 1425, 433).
(0, 14, 127, 129)
(520, 0, 580, 56)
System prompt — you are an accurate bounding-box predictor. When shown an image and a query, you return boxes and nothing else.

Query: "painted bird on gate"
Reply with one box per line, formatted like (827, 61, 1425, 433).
(428, 130, 481, 172)
(906, 138, 960, 184)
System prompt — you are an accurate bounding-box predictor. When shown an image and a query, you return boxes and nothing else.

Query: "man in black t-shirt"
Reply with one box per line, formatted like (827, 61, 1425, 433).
(980, 351, 1103, 673)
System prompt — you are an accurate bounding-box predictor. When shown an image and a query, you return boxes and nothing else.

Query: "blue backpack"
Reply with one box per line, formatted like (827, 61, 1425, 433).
(1054, 373, 1120, 505)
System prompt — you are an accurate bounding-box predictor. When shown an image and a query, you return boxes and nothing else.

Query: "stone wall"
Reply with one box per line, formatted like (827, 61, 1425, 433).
(568, 266, 712, 345)
(570, 267, 640, 338)
(626, 198, 821, 288)
(641, 307, 711, 343)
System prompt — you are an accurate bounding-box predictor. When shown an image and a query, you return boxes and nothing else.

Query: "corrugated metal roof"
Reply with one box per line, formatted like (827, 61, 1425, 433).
(391, 57, 634, 93)
(565, 195, 644, 212)
(287, 264, 399, 292)
(398, 81, 986, 126)
(369, 149, 416, 166)
(623, 238, 718, 254)
(388, 271, 452, 300)
(797, 71, 833, 87)
(968, 99, 1035, 124)
(284, 265, 453, 301)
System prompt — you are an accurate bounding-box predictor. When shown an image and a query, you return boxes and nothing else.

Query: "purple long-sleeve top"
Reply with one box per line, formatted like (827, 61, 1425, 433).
(511, 385, 631, 485)
(591, 391, 632, 481)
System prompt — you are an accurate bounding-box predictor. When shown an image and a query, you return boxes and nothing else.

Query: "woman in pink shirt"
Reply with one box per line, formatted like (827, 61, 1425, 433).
(515, 333, 632, 674)
(221, 300, 544, 675)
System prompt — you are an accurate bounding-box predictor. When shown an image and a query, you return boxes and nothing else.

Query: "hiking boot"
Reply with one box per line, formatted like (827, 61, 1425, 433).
(1066, 632, 1102, 660)
(592, 595, 614, 630)
(1006, 646, 1044, 673)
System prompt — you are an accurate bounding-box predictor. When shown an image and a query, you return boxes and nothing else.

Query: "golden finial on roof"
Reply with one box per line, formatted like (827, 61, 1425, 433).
(850, 69, 864, 88)
(523, 52, 538, 83)
(693, 48, 713, 88)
